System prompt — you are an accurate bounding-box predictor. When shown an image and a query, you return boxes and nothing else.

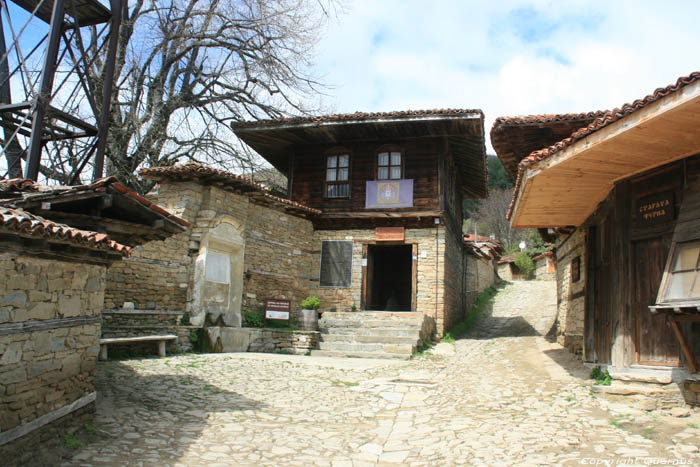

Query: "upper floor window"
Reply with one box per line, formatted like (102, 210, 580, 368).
(377, 150, 402, 180)
(326, 153, 350, 198)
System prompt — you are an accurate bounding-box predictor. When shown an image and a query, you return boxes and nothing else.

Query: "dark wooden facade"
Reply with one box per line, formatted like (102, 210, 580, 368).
(583, 157, 699, 369)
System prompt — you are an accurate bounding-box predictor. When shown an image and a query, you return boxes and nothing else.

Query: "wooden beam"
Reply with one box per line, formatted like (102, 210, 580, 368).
(670, 317, 698, 373)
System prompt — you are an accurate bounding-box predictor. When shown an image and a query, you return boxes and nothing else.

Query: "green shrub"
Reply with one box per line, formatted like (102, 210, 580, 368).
(180, 312, 191, 326)
(590, 366, 612, 386)
(514, 252, 535, 279)
(243, 310, 265, 328)
(301, 296, 320, 310)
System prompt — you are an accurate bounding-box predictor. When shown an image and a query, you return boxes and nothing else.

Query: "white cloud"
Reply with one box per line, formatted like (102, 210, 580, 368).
(313, 0, 700, 153)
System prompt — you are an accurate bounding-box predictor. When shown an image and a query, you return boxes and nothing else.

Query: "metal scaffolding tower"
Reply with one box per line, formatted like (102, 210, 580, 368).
(0, 0, 122, 183)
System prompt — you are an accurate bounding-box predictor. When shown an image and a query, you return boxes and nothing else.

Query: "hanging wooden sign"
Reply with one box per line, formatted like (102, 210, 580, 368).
(376, 227, 404, 242)
(635, 191, 674, 226)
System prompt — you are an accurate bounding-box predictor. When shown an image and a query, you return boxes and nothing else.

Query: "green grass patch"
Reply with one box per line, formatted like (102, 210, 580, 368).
(688, 423, 699, 429)
(63, 433, 83, 449)
(609, 414, 632, 428)
(590, 366, 612, 386)
(442, 285, 500, 341)
(332, 380, 359, 387)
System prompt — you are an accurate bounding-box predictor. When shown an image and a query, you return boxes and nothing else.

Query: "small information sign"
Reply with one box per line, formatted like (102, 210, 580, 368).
(635, 191, 674, 226)
(265, 299, 291, 322)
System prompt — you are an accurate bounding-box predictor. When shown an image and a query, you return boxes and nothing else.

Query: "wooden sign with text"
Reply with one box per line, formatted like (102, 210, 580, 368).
(265, 299, 291, 321)
(376, 227, 405, 242)
(635, 191, 674, 227)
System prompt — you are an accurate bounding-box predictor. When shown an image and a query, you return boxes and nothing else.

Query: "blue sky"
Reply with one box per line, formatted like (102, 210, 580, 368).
(314, 0, 700, 152)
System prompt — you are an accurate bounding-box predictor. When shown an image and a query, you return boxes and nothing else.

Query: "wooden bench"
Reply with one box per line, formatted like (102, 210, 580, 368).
(99, 335, 177, 360)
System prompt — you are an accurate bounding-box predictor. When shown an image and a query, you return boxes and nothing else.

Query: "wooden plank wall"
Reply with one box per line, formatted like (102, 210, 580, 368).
(291, 138, 440, 213)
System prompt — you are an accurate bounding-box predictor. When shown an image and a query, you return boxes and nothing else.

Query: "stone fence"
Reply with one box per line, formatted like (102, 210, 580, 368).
(205, 326, 319, 355)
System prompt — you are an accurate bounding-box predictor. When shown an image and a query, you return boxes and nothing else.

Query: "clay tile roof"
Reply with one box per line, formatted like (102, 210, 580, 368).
(464, 234, 501, 244)
(505, 71, 700, 220)
(231, 108, 483, 129)
(140, 164, 321, 216)
(498, 253, 518, 264)
(490, 111, 608, 180)
(0, 207, 130, 256)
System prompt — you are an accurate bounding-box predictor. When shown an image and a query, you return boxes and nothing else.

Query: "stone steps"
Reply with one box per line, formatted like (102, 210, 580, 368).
(311, 311, 433, 360)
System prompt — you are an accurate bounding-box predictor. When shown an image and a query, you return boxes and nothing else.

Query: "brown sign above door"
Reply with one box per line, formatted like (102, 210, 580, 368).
(376, 227, 404, 242)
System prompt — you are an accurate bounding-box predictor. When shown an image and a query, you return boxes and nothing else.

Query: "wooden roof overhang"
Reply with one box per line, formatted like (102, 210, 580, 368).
(510, 79, 700, 228)
(490, 112, 606, 182)
(1, 178, 189, 246)
(233, 111, 488, 198)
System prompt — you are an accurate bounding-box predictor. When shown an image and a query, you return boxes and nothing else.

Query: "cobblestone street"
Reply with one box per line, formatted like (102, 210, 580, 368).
(64, 281, 700, 466)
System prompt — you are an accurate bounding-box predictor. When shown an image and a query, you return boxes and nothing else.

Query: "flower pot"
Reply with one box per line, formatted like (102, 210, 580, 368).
(300, 308, 318, 331)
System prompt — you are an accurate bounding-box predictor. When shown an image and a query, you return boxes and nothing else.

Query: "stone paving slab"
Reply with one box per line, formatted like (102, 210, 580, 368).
(61, 281, 700, 466)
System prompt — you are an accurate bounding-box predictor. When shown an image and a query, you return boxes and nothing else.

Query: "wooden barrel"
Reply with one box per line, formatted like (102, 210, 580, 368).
(299, 309, 318, 331)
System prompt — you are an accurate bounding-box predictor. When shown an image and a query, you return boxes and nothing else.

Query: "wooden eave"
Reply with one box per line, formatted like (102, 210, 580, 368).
(6, 186, 187, 246)
(511, 80, 700, 228)
(233, 115, 488, 198)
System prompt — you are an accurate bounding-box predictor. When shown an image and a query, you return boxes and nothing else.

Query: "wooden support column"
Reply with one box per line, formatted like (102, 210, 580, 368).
(669, 316, 698, 373)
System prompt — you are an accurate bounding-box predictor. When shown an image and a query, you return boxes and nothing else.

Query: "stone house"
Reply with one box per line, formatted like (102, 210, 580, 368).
(492, 72, 700, 404)
(0, 177, 186, 460)
(0, 206, 129, 462)
(232, 110, 489, 338)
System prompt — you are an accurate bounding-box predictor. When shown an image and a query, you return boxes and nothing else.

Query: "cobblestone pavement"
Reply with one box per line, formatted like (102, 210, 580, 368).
(65, 281, 700, 466)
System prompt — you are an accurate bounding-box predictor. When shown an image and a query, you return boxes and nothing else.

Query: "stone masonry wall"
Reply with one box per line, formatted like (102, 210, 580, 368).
(0, 253, 104, 455)
(104, 182, 202, 311)
(311, 226, 448, 335)
(104, 182, 315, 329)
(535, 255, 555, 281)
(465, 254, 497, 309)
(555, 228, 586, 354)
(442, 221, 465, 334)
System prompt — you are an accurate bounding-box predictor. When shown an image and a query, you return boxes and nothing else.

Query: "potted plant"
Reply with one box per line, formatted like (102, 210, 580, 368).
(300, 296, 320, 331)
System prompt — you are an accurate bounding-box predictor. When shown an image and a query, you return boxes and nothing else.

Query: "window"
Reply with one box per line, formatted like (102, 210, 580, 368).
(325, 153, 350, 198)
(377, 150, 402, 180)
(319, 241, 352, 287)
(659, 241, 700, 302)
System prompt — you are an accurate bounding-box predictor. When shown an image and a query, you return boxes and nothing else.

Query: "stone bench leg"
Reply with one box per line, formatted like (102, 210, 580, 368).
(158, 340, 166, 357)
(99, 344, 108, 361)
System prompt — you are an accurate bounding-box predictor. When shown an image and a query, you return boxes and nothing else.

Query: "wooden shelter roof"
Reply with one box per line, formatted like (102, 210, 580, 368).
(0, 206, 129, 257)
(496, 71, 700, 228)
(490, 111, 606, 181)
(232, 109, 488, 198)
(0, 177, 188, 246)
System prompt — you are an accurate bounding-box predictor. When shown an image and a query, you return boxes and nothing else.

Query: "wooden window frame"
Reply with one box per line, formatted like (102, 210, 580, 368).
(657, 240, 700, 304)
(324, 149, 351, 199)
(376, 145, 404, 181)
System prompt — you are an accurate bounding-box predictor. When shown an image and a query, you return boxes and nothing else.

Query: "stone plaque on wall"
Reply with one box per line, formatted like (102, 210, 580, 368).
(320, 240, 352, 287)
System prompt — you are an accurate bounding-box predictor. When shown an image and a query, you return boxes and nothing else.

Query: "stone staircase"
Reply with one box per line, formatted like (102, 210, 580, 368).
(311, 312, 434, 359)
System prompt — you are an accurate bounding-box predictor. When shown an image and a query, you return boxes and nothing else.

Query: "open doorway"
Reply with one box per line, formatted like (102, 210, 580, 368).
(363, 244, 414, 311)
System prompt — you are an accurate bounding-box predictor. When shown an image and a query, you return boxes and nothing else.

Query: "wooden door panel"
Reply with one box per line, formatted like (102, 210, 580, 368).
(634, 237, 680, 365)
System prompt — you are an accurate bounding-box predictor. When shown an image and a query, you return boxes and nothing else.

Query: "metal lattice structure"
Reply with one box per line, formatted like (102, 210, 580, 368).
(0, 0, 121, 183)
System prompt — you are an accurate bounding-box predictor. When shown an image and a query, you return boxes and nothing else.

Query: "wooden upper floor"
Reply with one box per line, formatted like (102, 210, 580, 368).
(233, 110, 487, 230)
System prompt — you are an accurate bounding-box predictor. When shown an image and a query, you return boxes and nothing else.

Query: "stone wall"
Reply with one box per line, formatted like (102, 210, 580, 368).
(554, 228, 586, 354)
(0, 253, 104, 457)
(442, 221, 465, 334)
(497, 263, 518, 281)
(104, 182, 315, 331)
(311, 226, 452, 335)
(204, 326, 319, 355)
(101, 310, 194, 352)
(534, 255, 556, 280)
(465, 254, 497, 309)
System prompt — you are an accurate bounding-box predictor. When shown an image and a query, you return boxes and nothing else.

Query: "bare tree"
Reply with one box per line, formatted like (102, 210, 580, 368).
(469, 188, 528, 251)
(14, 0, 339, 191)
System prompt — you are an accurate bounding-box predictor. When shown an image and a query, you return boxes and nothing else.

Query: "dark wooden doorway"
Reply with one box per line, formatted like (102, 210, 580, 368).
(586, 222, 613, 364)
(633, 235, 680, 366)
(361, 244, 416, 311)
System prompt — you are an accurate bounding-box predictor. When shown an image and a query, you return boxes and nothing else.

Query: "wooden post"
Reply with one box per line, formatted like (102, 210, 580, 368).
(669, 317, 698, 373)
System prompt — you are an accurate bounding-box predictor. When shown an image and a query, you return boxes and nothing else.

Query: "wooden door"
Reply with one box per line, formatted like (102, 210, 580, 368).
(586, 222, 613, 364)
(633, 236, 680, 365)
